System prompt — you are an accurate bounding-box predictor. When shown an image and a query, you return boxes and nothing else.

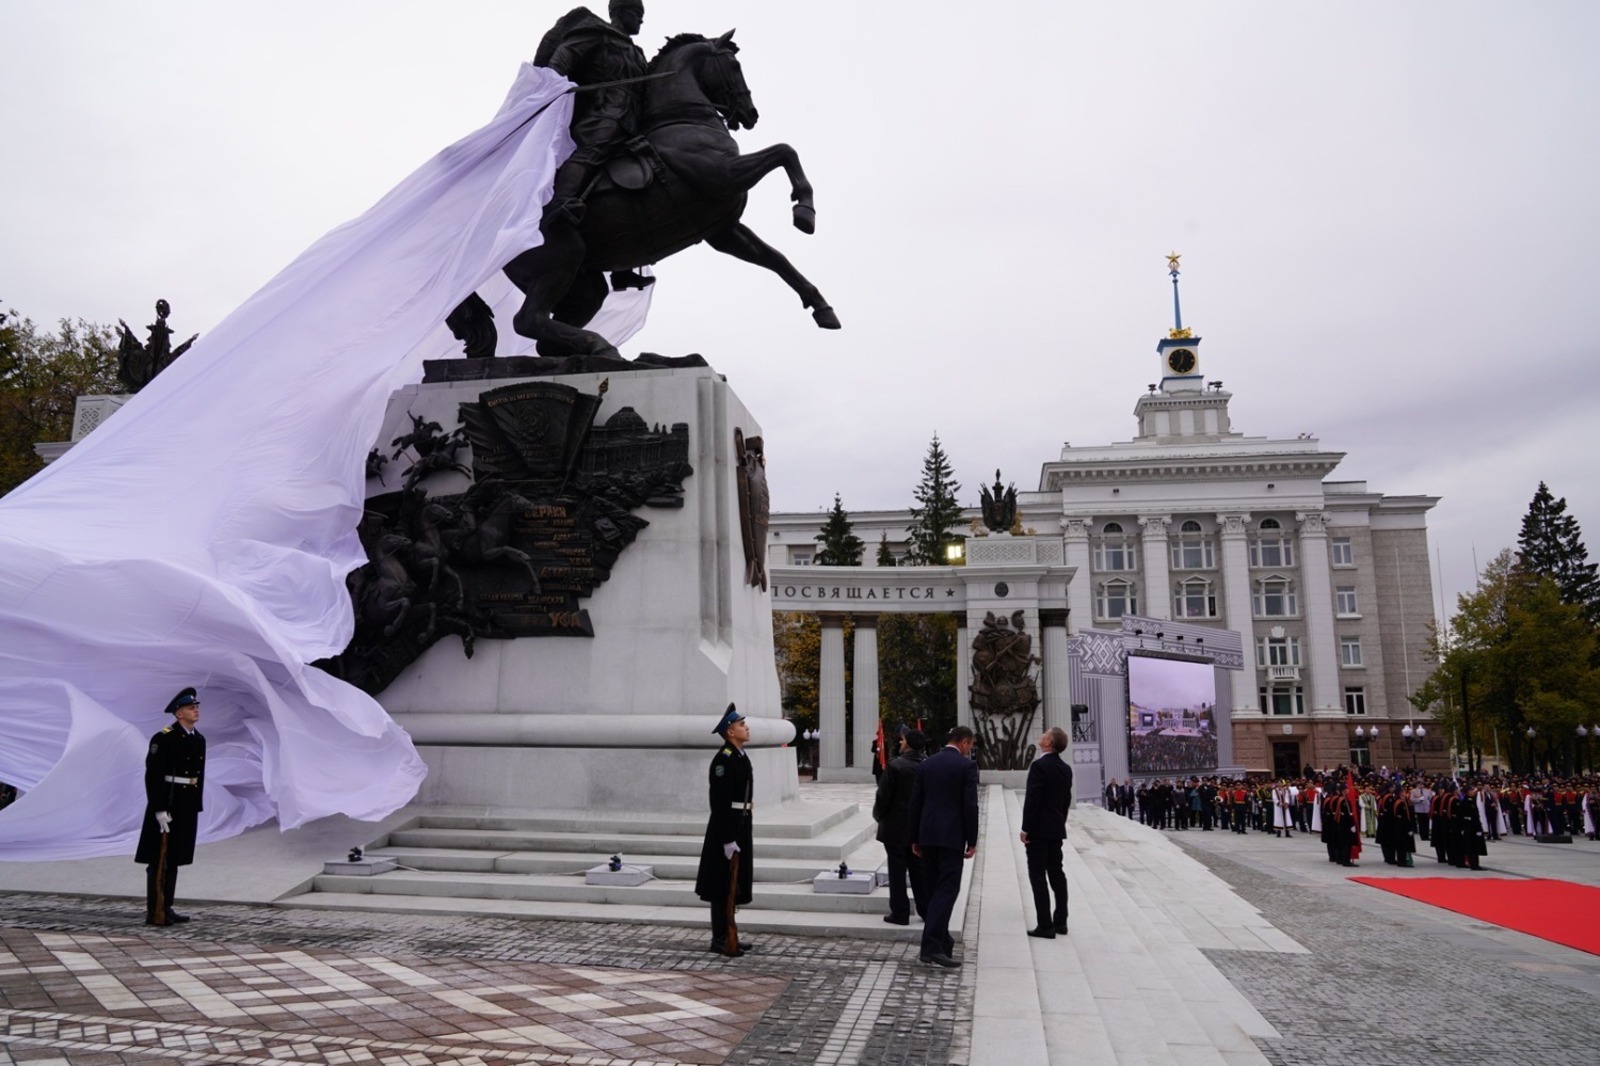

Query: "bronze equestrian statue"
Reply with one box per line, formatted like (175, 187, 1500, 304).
(449, 11, 838, 360)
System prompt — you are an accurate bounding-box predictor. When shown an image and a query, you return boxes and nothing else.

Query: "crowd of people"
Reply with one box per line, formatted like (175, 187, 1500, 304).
(1102, 768, 1600, 869)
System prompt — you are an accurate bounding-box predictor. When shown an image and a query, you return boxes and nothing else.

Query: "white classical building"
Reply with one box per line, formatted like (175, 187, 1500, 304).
(770, 269, 1442, 779)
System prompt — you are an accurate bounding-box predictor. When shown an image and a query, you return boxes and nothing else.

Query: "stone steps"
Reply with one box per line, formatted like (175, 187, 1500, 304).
(371, 845, 878, 884)
(277, 785, 956, 942)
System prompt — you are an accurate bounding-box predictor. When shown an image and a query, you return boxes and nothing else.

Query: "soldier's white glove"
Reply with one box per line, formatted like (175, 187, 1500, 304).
(723, 841, 739, 860)
(155, 811, 172, 833)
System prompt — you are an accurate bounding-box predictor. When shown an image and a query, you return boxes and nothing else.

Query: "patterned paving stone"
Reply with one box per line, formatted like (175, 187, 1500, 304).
(0, 896, 967, 1066)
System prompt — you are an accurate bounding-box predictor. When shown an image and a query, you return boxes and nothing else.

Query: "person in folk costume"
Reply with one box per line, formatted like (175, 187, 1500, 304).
(1411, 779, 1434, 841)
(1526, 786, 1548, 837)
(695, 705, 755, 957)
(134, 687, 206, 926)
(1375, 786, 1400, 865)
(1582, 782, 1599, 841)
(1451, 783, 1487, 869)
(1307, 779, 1323, 836)
(1430, 782, 1456, 863)
(1271, 780, 1294, 838)
(1358, 784, 1380, 839)
(1503, 783, 1525, 835)
(1343, 774, 1364, 864)
(1481, 784, 1502, 840)
(1393, 785, 1418, 867)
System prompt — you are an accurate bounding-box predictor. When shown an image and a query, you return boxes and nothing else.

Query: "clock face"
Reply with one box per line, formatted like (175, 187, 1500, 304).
(1167, 348, 1197, 374)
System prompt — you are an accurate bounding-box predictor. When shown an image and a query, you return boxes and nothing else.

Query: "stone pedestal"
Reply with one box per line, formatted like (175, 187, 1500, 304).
(373, 365, 796, 813)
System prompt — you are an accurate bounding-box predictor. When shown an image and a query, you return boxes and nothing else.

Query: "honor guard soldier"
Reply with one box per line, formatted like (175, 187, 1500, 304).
(695, 704, 754, 956)
(134, 687, 206, 926)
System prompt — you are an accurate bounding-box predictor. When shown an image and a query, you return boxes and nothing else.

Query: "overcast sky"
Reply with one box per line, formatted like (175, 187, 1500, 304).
(4, 1, 1597, 623)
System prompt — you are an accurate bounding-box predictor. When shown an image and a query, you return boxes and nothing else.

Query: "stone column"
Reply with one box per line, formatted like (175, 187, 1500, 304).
(1296, 511, 1341, 716)
(1217, 513, 1259, 713)
(819, 613, 847, 770)
(852, 615, 880, 771)
(955, 614, 972, 730)
(1061, 517, 1093, 632)
(1138, 515, 1172, 620)
(1040, 608, 1071, 735)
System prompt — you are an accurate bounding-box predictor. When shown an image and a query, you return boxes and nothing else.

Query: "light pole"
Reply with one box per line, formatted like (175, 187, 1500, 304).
(1525, 725, 1538, 775)
(1401, 723, 1426, 772)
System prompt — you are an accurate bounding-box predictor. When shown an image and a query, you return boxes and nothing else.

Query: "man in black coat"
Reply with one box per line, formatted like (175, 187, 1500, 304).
(873, 728, 927, 925)
(1020, 726, 1073, 938)
(695, 704, 754, 956)
(134, 687, 206, 926)
(909, 725, 979, 968)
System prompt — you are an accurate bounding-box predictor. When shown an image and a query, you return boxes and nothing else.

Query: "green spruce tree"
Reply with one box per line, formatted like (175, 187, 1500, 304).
(876, 531, 897, 567)
(1517, 482, 1600, 627)
(814, 494, 865, 566)
(905, 433, 964, 565)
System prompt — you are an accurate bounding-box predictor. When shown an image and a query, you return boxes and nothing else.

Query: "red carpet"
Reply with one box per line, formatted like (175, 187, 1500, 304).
(1352, 877, 1600, 955)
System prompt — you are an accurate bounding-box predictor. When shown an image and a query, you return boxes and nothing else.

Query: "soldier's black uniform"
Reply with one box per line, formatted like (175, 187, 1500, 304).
(133, 699, 205, 924)
(695, 731, 754, 953)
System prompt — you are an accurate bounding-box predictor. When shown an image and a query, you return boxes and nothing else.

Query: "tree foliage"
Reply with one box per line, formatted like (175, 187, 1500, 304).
(875, 531, 896, 567)
(1416, 549, 1600, 773)
(1517, 481, 1600, 628)
(814, 493, 864, 566)
(904, 433, 964, 565)
(878, 613, 958, 740)
(0, 312, 120, 496)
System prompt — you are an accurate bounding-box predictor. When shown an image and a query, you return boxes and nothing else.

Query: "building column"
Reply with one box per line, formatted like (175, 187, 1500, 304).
(1040, 608, 1071, 736)
(1296, 511, 1341, 716)
(1217, 513, 1259, 713)
(1138, 515, 1172, 620)
(819, 613, 847, 770)
(955, 614, 972, 730)
(852, 615, 880, 771)
(1062, 517, 1093, 632)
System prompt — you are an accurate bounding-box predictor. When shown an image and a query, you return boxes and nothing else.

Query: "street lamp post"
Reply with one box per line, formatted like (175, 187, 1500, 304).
(1401, 723, 1426, 772)
(1525, 726, 1538, 775)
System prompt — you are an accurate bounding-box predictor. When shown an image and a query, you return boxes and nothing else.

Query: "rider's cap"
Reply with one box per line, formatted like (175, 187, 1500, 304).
(713, 703, 745, 736)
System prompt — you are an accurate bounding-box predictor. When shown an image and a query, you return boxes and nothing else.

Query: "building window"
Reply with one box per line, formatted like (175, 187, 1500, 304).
(1173, 577, 1217, 618)
(1335, 586, 1359, 616)
(1092, 522, 1138, 572)
(1253, 576, 1298, 617)
(791, 551, 813, 566)
(1331, 536, 1354, 567)
(1340, 635, 1363, 667)
(1170, 520, 1215, 570)
(1259, 687, 1305, 716)
(1256, 636, 1302, 667)
(1096, 578, 1138, 619)
(1249, 518, 1296, 568)
(1349, 738, 1372, 767)
(1344, 687, 1367, 716)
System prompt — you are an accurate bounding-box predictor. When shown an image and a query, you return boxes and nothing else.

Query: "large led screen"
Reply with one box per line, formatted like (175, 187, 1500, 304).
(1127, 653, 1218, 775)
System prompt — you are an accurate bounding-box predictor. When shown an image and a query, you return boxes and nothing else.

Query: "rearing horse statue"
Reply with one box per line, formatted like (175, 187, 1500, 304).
(450, 30, 839, 360)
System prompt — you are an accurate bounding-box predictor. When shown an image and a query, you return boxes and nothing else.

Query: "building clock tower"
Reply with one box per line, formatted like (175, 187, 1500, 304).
(1133, 253, 1235, 442)
(1155, 251, 1203, 392)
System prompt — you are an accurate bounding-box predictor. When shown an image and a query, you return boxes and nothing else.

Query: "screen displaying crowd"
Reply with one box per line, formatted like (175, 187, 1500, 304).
(1127, 654, 1218, 775)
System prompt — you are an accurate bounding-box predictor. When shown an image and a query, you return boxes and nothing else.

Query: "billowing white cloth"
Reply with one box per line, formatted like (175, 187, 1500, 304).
(0, 64, 631, 860)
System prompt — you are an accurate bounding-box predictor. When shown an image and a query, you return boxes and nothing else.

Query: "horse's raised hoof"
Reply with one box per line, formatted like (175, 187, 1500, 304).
(792, 204, 816, 235)
(811, 304, 841, 330)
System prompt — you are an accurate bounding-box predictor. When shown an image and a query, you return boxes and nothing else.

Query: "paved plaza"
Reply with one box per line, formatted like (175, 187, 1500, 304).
(2, 786, 1598, 1066)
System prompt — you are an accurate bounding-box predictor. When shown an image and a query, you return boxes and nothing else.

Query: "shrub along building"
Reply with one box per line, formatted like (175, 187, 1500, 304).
(769, 263, 1442, 782)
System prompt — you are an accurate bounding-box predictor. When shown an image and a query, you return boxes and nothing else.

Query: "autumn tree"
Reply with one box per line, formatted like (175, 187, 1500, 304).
(1416, 550, 1600, 773)
(0, 313, 119, 496)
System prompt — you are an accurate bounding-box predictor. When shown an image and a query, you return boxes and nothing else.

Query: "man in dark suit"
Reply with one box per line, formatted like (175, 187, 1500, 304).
(1020, 726, 1073, 938)
(909, 725, 979, 968)
(873, 728, 927, 925)
(134, 687, 206, 926)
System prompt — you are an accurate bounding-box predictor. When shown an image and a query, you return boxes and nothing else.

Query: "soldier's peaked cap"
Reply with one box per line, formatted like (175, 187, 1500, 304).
(712, 703, 745, 736)
(165, 687, 199, 715)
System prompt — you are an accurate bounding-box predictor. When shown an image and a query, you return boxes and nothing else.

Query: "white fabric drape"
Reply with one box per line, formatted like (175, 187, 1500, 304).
(0, 64, 633, 861)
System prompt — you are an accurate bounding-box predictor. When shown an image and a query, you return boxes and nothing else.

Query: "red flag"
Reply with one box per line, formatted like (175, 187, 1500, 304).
(876, 720, 887, 770)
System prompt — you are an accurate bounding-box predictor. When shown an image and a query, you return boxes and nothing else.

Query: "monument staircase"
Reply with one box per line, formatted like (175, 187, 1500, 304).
(281, 785, 961, 941)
